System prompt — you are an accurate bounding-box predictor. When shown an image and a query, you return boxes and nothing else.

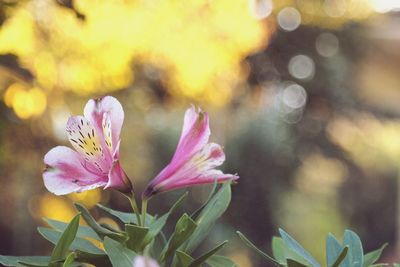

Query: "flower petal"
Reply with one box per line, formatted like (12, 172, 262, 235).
(133, 256, 160, 267)
(66, 115, 109, 174)
(84, 96, 124, 153)
(153, 107, 210, 184)
(43, 146, 107, 195)
(159, 169, 238, 192)
(143, 143, 237, 197)
(106, 160, 132, 193)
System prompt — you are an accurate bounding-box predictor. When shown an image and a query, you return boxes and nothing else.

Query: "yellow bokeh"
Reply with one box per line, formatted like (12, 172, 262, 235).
(29, 193, 77, 223)
(0, 0, 270, 108)
(4, 83, 47, 119)
(68, 188, 102, 209)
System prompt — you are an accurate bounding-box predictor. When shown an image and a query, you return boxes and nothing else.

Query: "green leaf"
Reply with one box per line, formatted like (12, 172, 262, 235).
(62, 253, 75, 267)
(74, 203, 126, 242)
(49, 213, 80, 266)
(237, 231, 280, 266)
(183, 182, 231, 253)
(160, 213, 197, 262)
(188, 240, 228, 267)
(103, 237, 136, 267)
(74, 251, 112, 267)
(0, 256, 50, 267)
(331, 246, 349, 267)
(190, 179, 218, 218)
(43, 218, 100, 240)
(279, 228, 320, 267)
(363, 243, 387, 267)
(343, 230, 364, 267)
(38, 227, 104, 255)
(326, 233, 344, 267)
(175, 251, 194, 267)
(287, 258, 308, 267)
(96, 204, 153, 226)
(125, 224, 150, 252)
(145, 192, 188, 247)
(272, 237, 286, 264)
(206, 255, 237, 267)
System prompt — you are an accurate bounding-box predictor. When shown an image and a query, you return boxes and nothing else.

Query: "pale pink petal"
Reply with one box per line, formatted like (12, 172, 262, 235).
(83, 96, 124, 154)
(43, 146, 107, 195)
(66, 115, 110, 174)
(133, 256, 160, 267)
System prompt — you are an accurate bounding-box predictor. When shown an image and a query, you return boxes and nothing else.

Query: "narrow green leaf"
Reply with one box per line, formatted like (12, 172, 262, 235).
(236, 231, 280, 266)
(326, 233, 344, 267)
(62, 253, 75, 267)
(190, 179, 218, 218)
(287, 258, 308, 267)
(160, 213, 197, 262)
(363, 243, 388, 267)
(74, 251, 112, 267)
(38, 227, 104, 255)
(279, 228, 320, 267)
(206, 255, 237, 267)
(125, 224, 150, 252)
(49, 214, 80, 265)
(43, 218, 100, 240)
(74, 203, 126, 242)
(96, 204, 153, 226)
(146, 192, 188, 245)
(272, 237, 286, 264)
(331, 246, 349, 267)
(183, 182, 231, 253)
(175, 251, 194, 267)
(343, 230, 364, 267)
(0, 256, 50, 267)
(103, 237, 136, 267)
(189, 240, 228, 267)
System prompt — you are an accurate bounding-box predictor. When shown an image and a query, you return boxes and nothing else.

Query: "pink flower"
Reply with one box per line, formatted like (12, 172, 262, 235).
(133, 256, 159, 267)
(143, 106, 238, 198)
(43, 96, 132, 195)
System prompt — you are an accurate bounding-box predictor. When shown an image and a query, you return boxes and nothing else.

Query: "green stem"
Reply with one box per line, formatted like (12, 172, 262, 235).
(128, 192, 142, 226)
(141, 198, 148, 227)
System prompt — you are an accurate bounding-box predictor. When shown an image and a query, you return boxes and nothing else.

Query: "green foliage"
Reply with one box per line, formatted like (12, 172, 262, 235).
(238, 229, 389, 267)
(3, 180, 395, 267)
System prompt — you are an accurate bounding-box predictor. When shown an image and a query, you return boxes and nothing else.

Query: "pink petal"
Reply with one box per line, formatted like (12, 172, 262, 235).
(84, 96, 124, 154)
(43, 146, 107, 195)
(66, 115, 110, 173)
(160, 169, 238, 192)
(150, 107, 210, 186)
(133, 256, 159, 267)
(105, 160, 132, 193)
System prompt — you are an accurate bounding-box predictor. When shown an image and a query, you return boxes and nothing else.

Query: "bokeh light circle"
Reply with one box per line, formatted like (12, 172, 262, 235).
(288, 55, 315, 80)
(277, 7, 301, 32)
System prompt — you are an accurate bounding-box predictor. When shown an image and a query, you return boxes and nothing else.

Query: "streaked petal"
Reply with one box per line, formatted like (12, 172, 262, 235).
(66, 116, 109, 174)
(43, 146, 107, 195)
(84, 96, 124, 153)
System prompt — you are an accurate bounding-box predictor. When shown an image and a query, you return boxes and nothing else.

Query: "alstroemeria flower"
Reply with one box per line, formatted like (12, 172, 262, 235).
(43, 96, 132, 195)
(133, 256, 159, 267)
(143, 106, 239, 198)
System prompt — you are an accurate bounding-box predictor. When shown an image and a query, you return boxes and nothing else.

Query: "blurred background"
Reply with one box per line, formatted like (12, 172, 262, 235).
(0, 0, 400, 266)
